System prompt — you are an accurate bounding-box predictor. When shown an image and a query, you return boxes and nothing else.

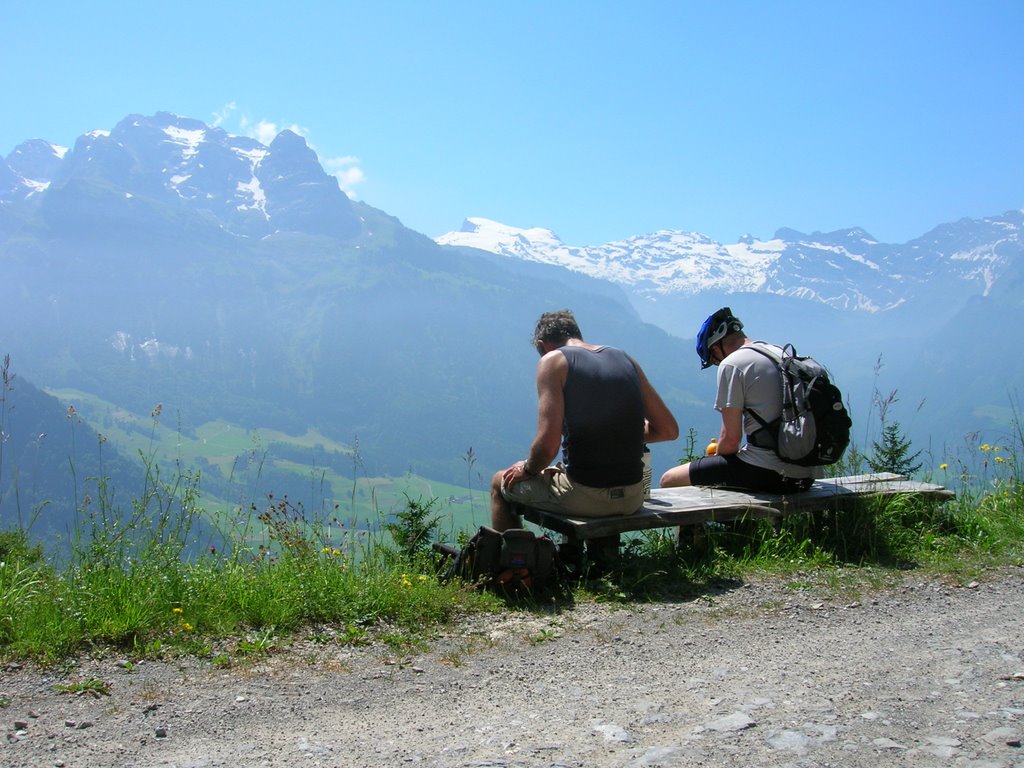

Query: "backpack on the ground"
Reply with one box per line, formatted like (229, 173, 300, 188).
(434, 526, 557, 593)
(745, 343, 852, 467)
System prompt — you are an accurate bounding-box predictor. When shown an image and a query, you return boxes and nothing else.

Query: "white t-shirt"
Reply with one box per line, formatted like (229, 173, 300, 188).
(715, 342, 822, 480)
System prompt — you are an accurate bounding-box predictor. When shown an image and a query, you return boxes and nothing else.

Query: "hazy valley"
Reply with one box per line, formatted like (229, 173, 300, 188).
(2, 112, 1021, 548)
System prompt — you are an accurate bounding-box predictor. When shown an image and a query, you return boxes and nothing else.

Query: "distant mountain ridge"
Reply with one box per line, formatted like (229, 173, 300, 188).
(5, 114, 1020, 318)
(437, 213, 1024, 314)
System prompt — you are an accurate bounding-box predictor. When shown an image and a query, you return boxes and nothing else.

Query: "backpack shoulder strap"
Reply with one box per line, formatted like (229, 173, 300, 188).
(742, 342, 783, 433)
(746, 341, 783, 364)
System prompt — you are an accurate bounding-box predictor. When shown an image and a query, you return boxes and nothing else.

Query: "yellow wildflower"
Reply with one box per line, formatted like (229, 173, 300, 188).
(172, 607, 184, 614)
(995, 456, 1005, 464)
(980, 444, 992, 452)
(181, 622, 193, 632)
(939, 463, 948, 470)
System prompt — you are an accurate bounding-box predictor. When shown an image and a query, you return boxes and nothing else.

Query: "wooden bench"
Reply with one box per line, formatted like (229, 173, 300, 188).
(514, 472, 956, 562)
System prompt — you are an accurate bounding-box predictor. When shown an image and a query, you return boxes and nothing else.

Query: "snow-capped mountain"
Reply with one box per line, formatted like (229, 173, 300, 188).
(437, 213, 1024, 313)
(1, 138, 67, 197)
(0, 112, 360, 239)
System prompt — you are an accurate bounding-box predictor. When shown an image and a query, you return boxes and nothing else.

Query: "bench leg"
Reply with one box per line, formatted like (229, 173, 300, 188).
(555, 534, 621, 578)
(676, 523, 708, 555)
(586, 534, 621, 572)
(557, 536, 585, 572)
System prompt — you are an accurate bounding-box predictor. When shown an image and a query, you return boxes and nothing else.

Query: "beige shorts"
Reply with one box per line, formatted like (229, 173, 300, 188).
(501, 466, 644, 517)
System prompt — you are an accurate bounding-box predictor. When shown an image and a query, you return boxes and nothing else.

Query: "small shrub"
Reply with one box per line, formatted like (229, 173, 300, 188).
(384, 495, 442, 563)
(868, 421, 923, 476)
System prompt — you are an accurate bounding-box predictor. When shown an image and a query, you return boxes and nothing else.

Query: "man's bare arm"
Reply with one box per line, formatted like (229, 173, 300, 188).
(528, 351, 566, 466)
(716, 406, 744, 454)
(503, 351, 566, 488)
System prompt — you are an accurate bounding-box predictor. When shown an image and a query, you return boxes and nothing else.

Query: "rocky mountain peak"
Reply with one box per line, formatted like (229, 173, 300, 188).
(1, 113, 361, 241)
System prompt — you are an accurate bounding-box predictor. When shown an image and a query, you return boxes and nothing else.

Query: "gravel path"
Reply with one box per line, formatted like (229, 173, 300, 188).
(3, 567, 1023, 768)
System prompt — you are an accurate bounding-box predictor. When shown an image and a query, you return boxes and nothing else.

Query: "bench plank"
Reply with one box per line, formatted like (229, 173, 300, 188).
(516, 473, 955, 542)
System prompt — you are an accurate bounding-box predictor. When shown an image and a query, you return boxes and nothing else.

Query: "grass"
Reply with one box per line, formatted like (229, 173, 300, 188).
(1, 408, 1022, 664)
(0, 524, 501, 663)
(55, 677, 112, 697)
(0, 458, 502, 663)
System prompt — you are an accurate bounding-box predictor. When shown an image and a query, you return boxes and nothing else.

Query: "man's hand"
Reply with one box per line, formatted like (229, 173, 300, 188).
(502, 460, 534, 489)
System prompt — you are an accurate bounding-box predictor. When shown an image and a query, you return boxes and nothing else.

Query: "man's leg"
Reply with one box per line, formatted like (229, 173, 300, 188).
(490, 470, 522, 532)
(660, 461, 694, 488)
(664, 455, 806, 493)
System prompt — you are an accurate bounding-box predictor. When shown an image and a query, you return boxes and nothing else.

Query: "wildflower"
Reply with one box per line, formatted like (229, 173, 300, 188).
(418, 574, 428, 582)
(995, 456, 1005, 464)
(980, 443, 992, 452)
(172, 607, 183, 614)
(939, 463, 948, 471)
(181, 622, 193, 632)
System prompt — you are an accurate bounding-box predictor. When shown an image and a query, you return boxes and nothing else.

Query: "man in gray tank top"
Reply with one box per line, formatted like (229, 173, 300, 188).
(491, 309, 679, 531)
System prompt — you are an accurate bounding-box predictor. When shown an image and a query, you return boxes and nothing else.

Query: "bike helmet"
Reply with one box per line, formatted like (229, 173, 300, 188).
(696, 307, 743, 369)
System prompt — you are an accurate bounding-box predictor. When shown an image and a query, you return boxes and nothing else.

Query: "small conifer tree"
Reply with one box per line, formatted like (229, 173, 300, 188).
(868, 421, 922, 476)
(385, 495, 441, 561)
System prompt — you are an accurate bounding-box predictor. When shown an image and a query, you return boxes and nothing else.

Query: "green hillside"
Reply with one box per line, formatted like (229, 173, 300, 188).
(43, 388, 491, 540)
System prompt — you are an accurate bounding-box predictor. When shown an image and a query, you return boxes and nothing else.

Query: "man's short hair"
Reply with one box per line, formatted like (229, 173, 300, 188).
(534, 310, 582, 344)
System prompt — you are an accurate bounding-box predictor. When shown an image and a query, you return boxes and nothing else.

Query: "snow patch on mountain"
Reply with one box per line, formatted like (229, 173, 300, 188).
(236, 177, 268, 217)
(437, 217, 780, 295)
(21, 178, 50, 195)
(162, 125, 205, 158)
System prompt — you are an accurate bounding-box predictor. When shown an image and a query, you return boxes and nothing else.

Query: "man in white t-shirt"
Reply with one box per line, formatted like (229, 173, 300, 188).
(660, 307, 821, 493)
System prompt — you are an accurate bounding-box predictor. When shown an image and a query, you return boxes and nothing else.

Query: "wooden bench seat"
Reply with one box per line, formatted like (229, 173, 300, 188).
(515, 472, 955, 546)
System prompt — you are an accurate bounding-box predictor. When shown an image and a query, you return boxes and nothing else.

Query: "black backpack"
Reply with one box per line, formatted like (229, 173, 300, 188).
(436, 526, 558, 593)
(745, 343, 852, 467)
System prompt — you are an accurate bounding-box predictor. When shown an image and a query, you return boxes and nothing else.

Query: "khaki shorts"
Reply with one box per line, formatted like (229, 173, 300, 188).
(501, 466, 644, 517)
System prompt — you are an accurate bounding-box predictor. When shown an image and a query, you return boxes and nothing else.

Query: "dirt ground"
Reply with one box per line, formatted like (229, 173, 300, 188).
(3, 566, 1023, 768)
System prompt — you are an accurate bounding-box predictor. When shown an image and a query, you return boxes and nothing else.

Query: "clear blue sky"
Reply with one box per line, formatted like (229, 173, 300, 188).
(3, 1, 1021, 245)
